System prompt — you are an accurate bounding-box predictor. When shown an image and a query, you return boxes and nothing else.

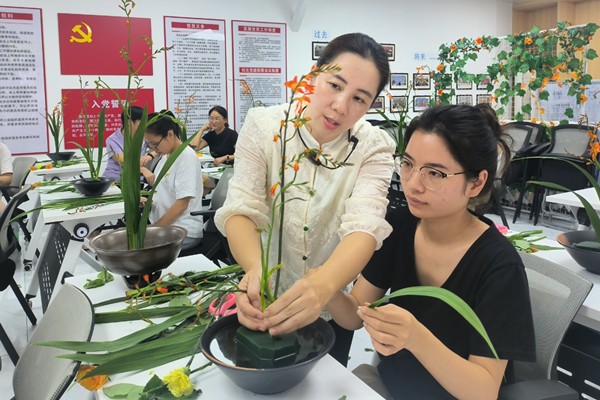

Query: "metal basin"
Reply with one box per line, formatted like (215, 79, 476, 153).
(89, 225, 187, 275)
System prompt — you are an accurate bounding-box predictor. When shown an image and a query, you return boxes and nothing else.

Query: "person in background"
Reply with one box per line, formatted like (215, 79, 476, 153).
(191, 106, 238, 166)
(214, 33, 395, 366)
(327, 104, 536, 399)
(143, 110, 204, 251)
(103, 106, 158, 183)
(0, 141, 13, 213)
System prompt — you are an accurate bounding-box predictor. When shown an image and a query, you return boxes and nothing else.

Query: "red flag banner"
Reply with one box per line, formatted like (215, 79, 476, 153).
(62, 88, 155, 149)
(58, 13, 152, 75)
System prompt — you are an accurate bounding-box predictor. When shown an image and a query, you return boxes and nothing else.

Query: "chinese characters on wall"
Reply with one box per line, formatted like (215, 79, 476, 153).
(232, 21, 287, 130)
(164, 17, 227, 134)
(0, 7, 47, 155)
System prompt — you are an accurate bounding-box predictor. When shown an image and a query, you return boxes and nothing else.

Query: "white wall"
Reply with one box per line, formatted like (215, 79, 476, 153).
(14, 0, 513, 149)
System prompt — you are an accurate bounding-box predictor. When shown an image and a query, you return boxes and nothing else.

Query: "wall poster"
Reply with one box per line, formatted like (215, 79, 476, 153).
(232, 20, 287, 131)
(58, 13, 152, 76)
(62, 88, 154, 149)
(0, 7, 47, 155)
(164, 17, 226, 135)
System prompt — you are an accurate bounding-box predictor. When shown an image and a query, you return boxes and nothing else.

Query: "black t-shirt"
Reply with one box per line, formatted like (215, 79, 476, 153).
(362, 206, 536, 399)
(202, 127, 238, 160)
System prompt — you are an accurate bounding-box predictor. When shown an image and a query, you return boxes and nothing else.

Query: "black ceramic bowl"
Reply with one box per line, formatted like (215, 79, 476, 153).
(89, 225, 187, 275)
(201, 314, 335, 395)
(556, 230, 600, 274)
(71, 177, 113, 196)
(47, 151, 76, 162)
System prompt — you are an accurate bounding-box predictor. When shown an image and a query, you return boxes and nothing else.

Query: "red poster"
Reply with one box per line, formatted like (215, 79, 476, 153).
(62, 88, 155, 149)
(58, 13, 152, 75)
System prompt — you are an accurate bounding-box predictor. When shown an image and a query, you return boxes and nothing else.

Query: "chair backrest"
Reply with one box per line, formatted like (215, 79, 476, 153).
(548, 124, 591, 156)
(514, 252, 592, 382)
(13, 282, 94, 400)
(502, 122, 545, 154)
(2, 157, 36, 199)
(0, 185, 30, 253)
(210, 167, 234, 210)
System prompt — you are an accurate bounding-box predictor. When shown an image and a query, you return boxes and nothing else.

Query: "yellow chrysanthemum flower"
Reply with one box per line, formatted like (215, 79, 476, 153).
(163, 368, 194, 398)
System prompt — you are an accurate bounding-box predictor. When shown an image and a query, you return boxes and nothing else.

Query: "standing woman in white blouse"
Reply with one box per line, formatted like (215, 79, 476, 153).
(214, 33, 395, 365)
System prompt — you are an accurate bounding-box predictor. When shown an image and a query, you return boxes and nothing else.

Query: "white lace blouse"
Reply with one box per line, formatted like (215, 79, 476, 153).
(215, 104, 395, 300)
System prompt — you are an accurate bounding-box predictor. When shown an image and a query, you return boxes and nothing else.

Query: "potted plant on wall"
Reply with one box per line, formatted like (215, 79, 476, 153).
(44, 97, 76, 162)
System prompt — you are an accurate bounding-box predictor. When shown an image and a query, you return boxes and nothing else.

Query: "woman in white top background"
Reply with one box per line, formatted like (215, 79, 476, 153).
(214, 32, 395, 365)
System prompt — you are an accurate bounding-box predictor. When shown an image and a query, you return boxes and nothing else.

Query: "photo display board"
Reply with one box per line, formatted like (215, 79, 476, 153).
(232, 20, 287, 130)
(164, 16, 227, 135)
(0, 7, 47, 155)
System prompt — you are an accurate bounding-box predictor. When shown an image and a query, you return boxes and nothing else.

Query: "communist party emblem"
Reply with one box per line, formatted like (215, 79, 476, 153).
(69, 22, 92, 43)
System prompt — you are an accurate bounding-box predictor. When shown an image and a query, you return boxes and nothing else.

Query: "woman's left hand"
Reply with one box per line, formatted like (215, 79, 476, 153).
(140, 154, 153, 166)
(213, 156, 225, 166)
(263, 269, 326, 336)
(357, 303, 422, 356)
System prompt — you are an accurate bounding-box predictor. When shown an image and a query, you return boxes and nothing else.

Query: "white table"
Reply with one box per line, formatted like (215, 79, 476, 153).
(62, 255, 382, 400)
(546, 188, 600, 229)
(25, 186, 124, 308)
(30, 162, 90, 181)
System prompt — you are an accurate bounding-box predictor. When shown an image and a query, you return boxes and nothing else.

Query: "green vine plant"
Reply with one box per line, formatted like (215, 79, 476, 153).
(432, 21, 599, 123)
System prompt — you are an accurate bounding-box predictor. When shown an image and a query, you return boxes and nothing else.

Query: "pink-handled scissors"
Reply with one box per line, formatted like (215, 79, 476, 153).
(208, 293, 237, 319)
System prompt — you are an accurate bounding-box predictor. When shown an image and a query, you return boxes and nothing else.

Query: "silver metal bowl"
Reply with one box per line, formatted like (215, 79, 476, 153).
(89, 225, 187, 275)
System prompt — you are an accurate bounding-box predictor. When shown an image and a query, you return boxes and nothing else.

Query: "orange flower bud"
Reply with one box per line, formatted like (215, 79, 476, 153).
(45, 164, 52, 169)
(270, 182, 279, 197)
(475, 37, 483, 45)
(524, 37, 533, 45)
(436, 63, 444, 72)
(293, 161, 299, 172)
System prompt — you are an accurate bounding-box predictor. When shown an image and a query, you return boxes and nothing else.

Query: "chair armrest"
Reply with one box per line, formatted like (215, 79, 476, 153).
(190, 210, 216, 219)
(498, 379, 578, 400)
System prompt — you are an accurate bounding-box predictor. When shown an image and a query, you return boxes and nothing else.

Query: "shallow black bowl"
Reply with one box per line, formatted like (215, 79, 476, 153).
(557, 230, 600, 274)
(89, 226, 187, 276)
(71, 177, 113, 196)
(47, 151, 75, 162)
(201, 314, 335, 395)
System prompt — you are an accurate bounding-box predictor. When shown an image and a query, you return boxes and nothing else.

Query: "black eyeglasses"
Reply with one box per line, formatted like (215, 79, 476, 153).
(298, 129, 359, 170)
(150, 135, 165, 150)
(395, 155, 468, 191)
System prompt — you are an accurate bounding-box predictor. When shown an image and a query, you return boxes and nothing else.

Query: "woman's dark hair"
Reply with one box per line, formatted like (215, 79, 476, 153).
(209, 105, 229, 127)
(404, 104, 511, 205)
(146, 110, 180, 138)
(317, 32, 390, 96)
(120, 105, 144, 125)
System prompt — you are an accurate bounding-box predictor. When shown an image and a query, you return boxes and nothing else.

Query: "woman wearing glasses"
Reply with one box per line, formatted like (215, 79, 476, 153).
(144, 110, 204, 251)
(191, 106, 238, 166)
(328, 104, 535, 399)
(214, 33, 395, 365)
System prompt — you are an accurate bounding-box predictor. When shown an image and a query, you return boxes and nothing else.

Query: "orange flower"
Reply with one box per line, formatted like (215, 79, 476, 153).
(157, 286, 168, 294)
(284, 76, 299, 91)
(540, 108, 545, 115)
(273, 134, 279, 142)
(475, 37, 483, 45)
(551, 71, 561, 81)
(386, 92, 393, 101)
(571, 71, 580, 80)
(31, 181, 40, 188)
(293, 161, 299, 172)
(580, 94, 588, 103)
(76, 365, 109, 391)
(524, 37, 533, 45)
(29, 166, 36, 171)
(436, 63, 444, 72)
(45, 164, 52, 169)
(531, 117, 537, 123)
(450, 44, 457, 52)
(269, 182, 279, 197)
(241, 80, 251, 94)
(437, 89, 443, 96)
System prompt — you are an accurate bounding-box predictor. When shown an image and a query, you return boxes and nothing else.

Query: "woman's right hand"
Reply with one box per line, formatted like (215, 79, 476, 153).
(235, 266, 267, 331)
